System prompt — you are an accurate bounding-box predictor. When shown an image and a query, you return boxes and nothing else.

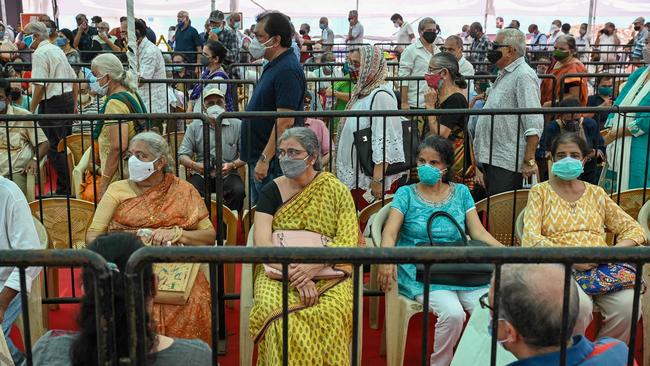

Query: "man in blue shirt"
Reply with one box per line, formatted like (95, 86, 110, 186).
(173, 10, 202, 64)
(242, 11, 305, 204)
(485, 264, 633, 366)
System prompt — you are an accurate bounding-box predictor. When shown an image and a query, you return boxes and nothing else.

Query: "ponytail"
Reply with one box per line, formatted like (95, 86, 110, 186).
(453, 73, 468, 89)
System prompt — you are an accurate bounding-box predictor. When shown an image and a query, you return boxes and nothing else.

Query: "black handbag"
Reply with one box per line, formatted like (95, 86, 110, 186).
(415, 211, 494, 287)
(352, 89, 419, 177)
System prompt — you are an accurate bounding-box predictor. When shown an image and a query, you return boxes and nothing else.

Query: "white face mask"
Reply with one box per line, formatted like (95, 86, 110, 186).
(128, 155, 159, 182)
(95, 74, 109, 96)
(206, 104, 225, 119)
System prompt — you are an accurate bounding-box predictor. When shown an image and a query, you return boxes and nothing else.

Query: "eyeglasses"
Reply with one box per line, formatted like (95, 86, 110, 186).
(492, 43, 510, 50)
(276, 148, 306, 158)
(479, 293, 493, 311)
(439, 46, 457, 53)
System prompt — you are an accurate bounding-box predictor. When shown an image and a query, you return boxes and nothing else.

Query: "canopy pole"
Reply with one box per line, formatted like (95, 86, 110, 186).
(211, 0, 216, 12)
(230, 0, 238, 12)
(0, 0, 7, 27)
(483, 0, 489, 33)
(587, 0, 596, 38)
(126, 0, 137, 71)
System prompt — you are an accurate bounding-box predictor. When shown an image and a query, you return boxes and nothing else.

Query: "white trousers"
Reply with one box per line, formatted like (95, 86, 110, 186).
(415, 288, 487, 366)
(575, 285, 640, 343)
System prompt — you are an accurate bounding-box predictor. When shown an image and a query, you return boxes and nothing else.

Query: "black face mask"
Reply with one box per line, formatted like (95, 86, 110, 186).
(299, 30, 306, 35)
(602, 29, 611, 36)
(9, 89, 22, 102)
(634, 25, 641, 31)
(487, 49, 503, 64)
(470, 31, 478, 39)
(422, 31, 437, 44)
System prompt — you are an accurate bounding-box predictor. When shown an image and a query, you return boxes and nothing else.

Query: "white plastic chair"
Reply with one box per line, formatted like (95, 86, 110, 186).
(371, 202, 426, 366)
(239, 225, 364, 365)
(637, 201, 650, 366)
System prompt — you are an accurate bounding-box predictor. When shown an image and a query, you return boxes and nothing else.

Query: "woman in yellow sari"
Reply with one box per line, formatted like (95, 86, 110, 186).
(86, 131, 216, 344)
(250, 127, 359, 365)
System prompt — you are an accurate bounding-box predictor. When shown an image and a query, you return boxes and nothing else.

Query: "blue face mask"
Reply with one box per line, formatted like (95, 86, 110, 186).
(551, 157, 584, 181)
(23, 34, 34, 49)
(0, 101, 6, 112)
(55, 37, 67, 47)
(211, 27, 222, 35)
(598, 86, 613, 96)
(234, 21, 241, 29)
(177, 20, 185, 28)
(320, 24, 327, 30)
(0, 32, 5, 38)
(417, 164, 444, 185)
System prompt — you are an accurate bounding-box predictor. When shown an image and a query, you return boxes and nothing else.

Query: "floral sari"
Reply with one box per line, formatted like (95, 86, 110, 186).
(108, 173, 214, 344)
(249, 172, 359, 365)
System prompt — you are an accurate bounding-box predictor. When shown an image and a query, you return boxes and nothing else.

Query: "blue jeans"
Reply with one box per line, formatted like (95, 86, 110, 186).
(2, 294, 25, 365)
(248, 160, 281, 206)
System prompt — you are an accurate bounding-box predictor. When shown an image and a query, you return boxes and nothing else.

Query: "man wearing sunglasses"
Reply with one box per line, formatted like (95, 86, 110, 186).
(472, 29, 543, 195)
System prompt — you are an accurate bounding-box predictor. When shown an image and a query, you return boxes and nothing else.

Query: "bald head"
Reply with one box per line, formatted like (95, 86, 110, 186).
(496, 264, 579, 348)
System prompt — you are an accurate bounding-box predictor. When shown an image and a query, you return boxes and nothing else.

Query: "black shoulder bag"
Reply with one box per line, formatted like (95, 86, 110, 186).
(415, 211, 494, 286)
(352, 89, 419, 177)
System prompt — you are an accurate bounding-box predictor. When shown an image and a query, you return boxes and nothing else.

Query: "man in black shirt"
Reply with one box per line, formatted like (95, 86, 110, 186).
(72, 14, 98, 62)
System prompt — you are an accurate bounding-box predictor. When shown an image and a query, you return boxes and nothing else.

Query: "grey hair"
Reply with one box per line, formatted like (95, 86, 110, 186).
(498, 28, 526, 57)
(91, 53, 139, 93)
(129, 132, 174, 173)
(24, 21, 48, 39)
(349, 10, 358, 17)
(278, 127, 322, 171)
(418, 17, 436, 33)
(445, 35, 463, 49)
(321, 51, 335, 62)
(555, 34, 577, 54)
(497, 264, 579, 348)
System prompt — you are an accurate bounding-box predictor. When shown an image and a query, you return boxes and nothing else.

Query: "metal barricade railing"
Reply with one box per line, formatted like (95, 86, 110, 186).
(0, 249, 110, 366)
(124, 245, 650, 366)
(558, 73, 632, 105)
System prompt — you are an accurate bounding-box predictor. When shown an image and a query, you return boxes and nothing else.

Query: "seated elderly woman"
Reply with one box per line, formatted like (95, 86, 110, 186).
(522, 132, 647, 343)
(250, 127, 359, 365)
(86, 131, 216, 344)
(378, 135, 502, 366)
(33, 232, 212, 365)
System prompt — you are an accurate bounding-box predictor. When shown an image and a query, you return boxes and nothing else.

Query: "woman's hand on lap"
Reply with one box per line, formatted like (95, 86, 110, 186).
(378, 264, 396, 292)
(297, 281, 319, 307)
(151, 228, 176, 246)
(289, 263, 324, 288)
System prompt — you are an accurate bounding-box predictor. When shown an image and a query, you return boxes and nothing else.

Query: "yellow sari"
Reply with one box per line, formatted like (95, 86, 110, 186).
(249, 172, 359, 365)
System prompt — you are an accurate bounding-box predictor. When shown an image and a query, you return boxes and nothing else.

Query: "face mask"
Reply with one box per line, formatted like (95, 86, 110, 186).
(551, 157, 584, 181)
(424, 72, 443, 90)
(634, 25, 642, 31)
(211, 27, 222, 35)
(320, 23, 327, 30)
(206, 104, 225, 119)
(95, 74, 109, 96)
(550, 25, 559, 34)
(598, 86, 613, 96)
(249, 37, 274, 59)
(579, 29, 587, 37)
(393, 22, 400, 29)
(417, 164, 443, 185)
(422, 31, 437, 44)
(233, 21, 241, 29)
(9, 89, 22, 102)
(342, 62, 351, 75)
(47, 28, 55, 36)
(321, 65, 333, 76)
(487, 317, 512, 347)
(0, 32, 4, 38)
(477, 81, 490, 93)
(487, 49, 504, 64)
(200, 55, 211, 66)
(602, 29, 611, 36)
(128, 155, 159, 182)
(23, 34, 34, 49)
(470, 31, 478, 39)
(280, 156, 309, 179)
(0, 101, 6, 112)
(299, 30, 306, 35)
(350, 69, 359, 83)
(171, 65, 184, 73)
(55, 37, 67, 47)
(553, 49, 570, 61)
(177, 20, 185, 28)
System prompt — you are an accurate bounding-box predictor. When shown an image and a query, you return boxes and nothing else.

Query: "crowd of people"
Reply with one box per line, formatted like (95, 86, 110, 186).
(0, 6, 649, 366)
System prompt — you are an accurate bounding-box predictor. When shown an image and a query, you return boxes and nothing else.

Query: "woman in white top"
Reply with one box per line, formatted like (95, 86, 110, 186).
(336, 45, 405, 209)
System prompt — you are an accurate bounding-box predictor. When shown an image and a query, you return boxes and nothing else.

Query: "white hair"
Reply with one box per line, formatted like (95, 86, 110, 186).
(91, 53, 138, 93)
(24, 21, 48, 39)
(130, 132, 174, 173)
(498, 28, 526, 57)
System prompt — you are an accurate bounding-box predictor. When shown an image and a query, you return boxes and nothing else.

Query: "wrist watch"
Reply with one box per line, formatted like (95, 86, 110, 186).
(259, 153, 270, 163)
(526, 159, 536, 167)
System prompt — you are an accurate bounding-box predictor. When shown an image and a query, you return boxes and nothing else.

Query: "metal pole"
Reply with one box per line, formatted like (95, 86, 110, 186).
(483, 0, 489, 33)
(0, 0, 7, 27)
(126, 0, 138, 72)
(587, 0, 595, 39)
(211, 0, 216, 12)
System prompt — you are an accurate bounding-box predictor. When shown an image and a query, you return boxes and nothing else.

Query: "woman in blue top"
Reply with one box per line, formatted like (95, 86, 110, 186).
(187, 40, 236, 113)
(379, 135, 502, 366)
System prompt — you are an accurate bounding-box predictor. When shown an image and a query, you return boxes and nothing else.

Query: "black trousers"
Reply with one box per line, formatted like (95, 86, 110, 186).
(483, 164, 523, 196)
(38, 92, 74, 195)
(188, 172, 245, 212)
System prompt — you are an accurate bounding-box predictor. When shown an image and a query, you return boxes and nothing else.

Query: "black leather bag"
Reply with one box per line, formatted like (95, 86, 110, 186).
(352, 90, 419, 177)
(415, 211, 494, 286)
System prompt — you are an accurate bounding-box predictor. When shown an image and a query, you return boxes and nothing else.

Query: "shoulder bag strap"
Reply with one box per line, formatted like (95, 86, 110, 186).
(425, 209, 469, 246)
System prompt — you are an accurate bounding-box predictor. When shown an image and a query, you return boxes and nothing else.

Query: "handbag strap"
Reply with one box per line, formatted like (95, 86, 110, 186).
(426, 210, 469, 246)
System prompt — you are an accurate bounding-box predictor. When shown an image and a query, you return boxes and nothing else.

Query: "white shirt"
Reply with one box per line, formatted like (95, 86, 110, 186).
(31, 41, 76, 99)
(128, 38, 168, 113)
(597, 34, 618, 62)
(348, 22, 364, 45)
(398, 39, 439, 108)
(575, 36, 591, 62)
(396, 22, 414, 45)
(336, 85, 406, 191)
(458, 56, 475, 77)
(0, 177, 42, 294)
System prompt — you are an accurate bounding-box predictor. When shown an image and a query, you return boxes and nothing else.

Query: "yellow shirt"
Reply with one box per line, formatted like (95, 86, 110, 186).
(88, 179, 213, 234)
(0, 105, 48, 176)
(99, 93, 137, 182)
(522, 181, 647, 247)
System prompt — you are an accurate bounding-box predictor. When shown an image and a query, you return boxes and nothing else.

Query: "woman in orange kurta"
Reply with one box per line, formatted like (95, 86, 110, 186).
(540, 35, 589, 106)
(86, 131, 216, 344)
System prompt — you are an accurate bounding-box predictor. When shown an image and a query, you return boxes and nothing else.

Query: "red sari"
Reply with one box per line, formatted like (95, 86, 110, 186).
(540, 59, 589, 106)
